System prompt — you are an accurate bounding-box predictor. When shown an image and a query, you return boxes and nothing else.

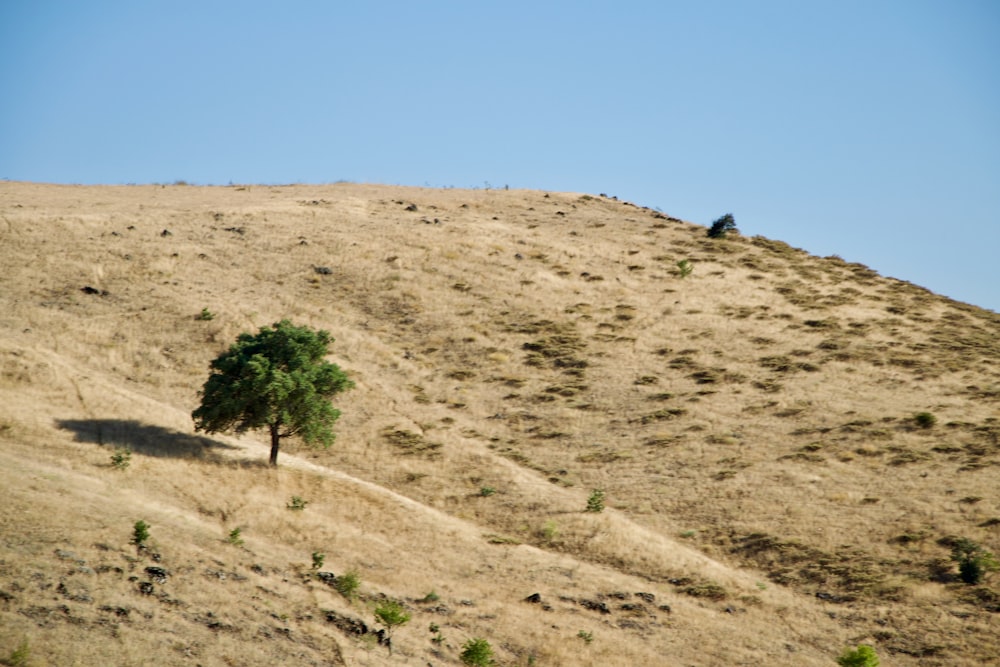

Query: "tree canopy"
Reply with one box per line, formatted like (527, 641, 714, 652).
(192, 320, 353, 466)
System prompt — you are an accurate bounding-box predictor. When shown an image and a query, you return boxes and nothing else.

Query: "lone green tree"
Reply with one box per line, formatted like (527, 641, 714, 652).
(192, 320, 353, 467)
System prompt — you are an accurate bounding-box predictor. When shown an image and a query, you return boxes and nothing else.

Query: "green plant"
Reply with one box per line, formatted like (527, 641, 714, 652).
(541, 520, 559, 542)
(586, 489, 606, 513)
(195, 307, 215, 321)
(192, 319, 354, 467)
(373, 600, 411, 652)
(913, 411, 936, 429)
(836, 644, 879, 667)
(287, 495, 308, 511)
(577, 630, 594, 644)
(110, 446, 132, 470)
(3, 638, 31, 667)
(334, 570, 360, 599)
(951, 538, 999, 585)
(429, 622, 445, 644)
(131, 520, 150, 549)
(479, 486, 496, 497)
(227, 527, 244, 547)
(460, 637, 494, 666)
(311, 551, 325, 570)
(675, 259, 693, 278)
(420, 590, 440, 603)
(706, 213, 737, 239)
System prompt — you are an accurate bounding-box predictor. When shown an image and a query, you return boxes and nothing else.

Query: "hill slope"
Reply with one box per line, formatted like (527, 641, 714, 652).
(1, 182, 998, 666)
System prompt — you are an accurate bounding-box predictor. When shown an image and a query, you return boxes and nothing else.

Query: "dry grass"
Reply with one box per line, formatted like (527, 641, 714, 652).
(1, 182, 998, 665)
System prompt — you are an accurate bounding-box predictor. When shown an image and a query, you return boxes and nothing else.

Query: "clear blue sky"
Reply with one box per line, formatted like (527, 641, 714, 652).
(2, 1, 998, 312)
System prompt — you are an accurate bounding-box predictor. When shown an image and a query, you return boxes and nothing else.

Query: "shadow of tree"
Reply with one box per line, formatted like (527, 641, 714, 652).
(55, 418, 240, 461)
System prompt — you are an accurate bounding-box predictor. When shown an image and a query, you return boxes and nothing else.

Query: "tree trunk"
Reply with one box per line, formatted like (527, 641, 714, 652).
(269, 423, 281, 467)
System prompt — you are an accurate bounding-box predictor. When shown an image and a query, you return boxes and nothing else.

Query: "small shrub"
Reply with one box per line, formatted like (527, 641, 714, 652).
(195, 307, 215, 321)
(110, 447, 132, 470)
(586, 489, 606, 513)
(373, 600, 411, 651)
(913, 412, 937, 429)
(460, 638, 494, 666)
(429, 622, 445, 644)
(227, 527, 244, 547)
(479, 486, 496, 497)
(577, 630, 594, 644)
(311, 552, 325, 570)
(675, 259, 693, 278)
(541, 520, 559, 542)
(287, 495, 308, 511)
(706, 213, 737, 239)
(837, 644, 879, 667)
(131, 520, 150, 549)
(420, 590, 440, 603)
(951, 538, 999, 585)
(334, 570, 360, 599)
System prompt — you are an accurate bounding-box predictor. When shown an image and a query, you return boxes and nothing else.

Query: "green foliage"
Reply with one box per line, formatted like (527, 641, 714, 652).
(110, 447, 132, 470)
(913, 411, 937, 429)
(227, 527, 244, 547)
(836, 644, 879, 667)
(287, 495, 308, 511)
(586, 489, 606, 513)
(195, 307, 215, 321)
(541, 520, 559, 542)
(192, 320, 354, 466)
(706, 213, 737, 239)
(675, 259, 693, 278)
(311, 551, 325, 570)
(419, 590, 440, 603)
(577, 630, 594, 644)
(334, 570, 360, 599)
(373, 600, 411, 649)
(460, 638, 494, 666)
(951, 538, 998, 585)
(429, 622, 445, 644)
(131, 520, 150, 548)
(2, 638, 31, 667)
(479, 486, 496, 497)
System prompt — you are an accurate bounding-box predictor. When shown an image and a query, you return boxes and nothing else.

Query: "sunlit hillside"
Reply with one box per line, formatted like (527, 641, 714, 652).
(1, 181, 998, 666)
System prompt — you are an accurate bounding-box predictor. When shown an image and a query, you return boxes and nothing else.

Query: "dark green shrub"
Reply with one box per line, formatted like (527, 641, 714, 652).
(131, 520, 150, 549)
(913, 412, 936, 429)
(460, 638, 494, 666)
(951, 538, 998, 585)
(110, 447, 132, 470)
(586, 489, 606, 513)
(837, 644, 879, 667)
(311, 552, 325, 570)
(706, 213, 737, 239)
(287, 495, 308, 510)
(334, 570, 360, 599)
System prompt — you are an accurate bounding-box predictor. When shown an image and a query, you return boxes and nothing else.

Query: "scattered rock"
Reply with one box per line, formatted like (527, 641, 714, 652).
(137, 582, 155, 595)
(523, 593, 542, 604)
(80, 286, 109, 296)
(313, 266, 332, 275)
(160, 229, 171, 236)
(635, 592, 656, 604)
(223, 226, 245, 235)
(659, 604, 672, 613)
(144, 567, 168, 584)
(99, 605, 130, 618)
(404, 203, 418, 212)
(580, 599, 610, 614)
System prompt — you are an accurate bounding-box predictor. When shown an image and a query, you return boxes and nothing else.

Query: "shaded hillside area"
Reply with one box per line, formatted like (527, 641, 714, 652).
(1, 182, 998, 666)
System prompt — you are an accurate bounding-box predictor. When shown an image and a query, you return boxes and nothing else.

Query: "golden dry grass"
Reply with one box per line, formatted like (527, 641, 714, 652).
(1, 181, 998, 665)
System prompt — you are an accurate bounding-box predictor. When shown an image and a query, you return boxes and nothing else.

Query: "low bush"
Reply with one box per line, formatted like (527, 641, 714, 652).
(460, 638, 494, 666)
(707, 213, 737, 239)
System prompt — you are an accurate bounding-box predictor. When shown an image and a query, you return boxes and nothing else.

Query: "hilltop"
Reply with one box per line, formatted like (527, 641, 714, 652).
(1, 181, 998, 666)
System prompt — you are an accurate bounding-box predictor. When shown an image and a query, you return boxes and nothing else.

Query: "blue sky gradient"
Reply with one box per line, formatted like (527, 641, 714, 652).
(2, 1, 998, 311)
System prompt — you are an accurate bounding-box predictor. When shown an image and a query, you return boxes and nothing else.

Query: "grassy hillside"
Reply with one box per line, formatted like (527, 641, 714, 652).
(1, 181, 998, 666)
